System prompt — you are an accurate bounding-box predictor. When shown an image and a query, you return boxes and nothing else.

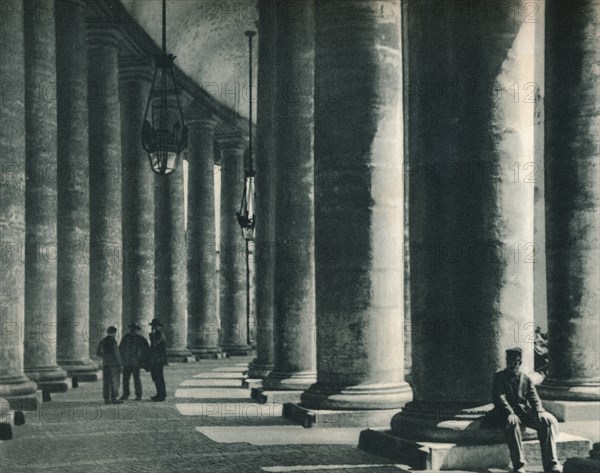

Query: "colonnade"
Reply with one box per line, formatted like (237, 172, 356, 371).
(0, 1, 597, 454)
(0, 0, 249, 410)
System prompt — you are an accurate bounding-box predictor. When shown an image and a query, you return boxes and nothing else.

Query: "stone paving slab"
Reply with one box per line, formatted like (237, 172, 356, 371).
(195, 425, 366, 445)
(193, 372, 247, 379)
(175, 388, 252, 399)
(180, 378, 244, 387)
(212, 366, 249, 372)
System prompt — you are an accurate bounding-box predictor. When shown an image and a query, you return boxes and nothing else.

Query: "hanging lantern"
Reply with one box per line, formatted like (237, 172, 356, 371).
(141, 0, 188, 175)
(236, 30, 257, 241)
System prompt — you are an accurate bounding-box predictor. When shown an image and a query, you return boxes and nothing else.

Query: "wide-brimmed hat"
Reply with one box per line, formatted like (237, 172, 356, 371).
(128, 322, 141, 330)
(149, 318, 163, 327)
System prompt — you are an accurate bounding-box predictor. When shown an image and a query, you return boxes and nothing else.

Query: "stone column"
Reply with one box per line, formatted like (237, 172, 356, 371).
(187, 117, 221, 358)
(248, 0, 276, 380)
(87, 25, 123, 351)
(155, 157, 191, 361)
(218, 133, 253, 356)
(388, 0, 536, 443)
(538, 0, 600, 407)
(23, 0, 68, 393)
(119, 57, 155, 329)
(55, 0, 98, 381)
(0, 0, 38, 410)
(299, 0, 410, 416)
(261, 0, 317, 395)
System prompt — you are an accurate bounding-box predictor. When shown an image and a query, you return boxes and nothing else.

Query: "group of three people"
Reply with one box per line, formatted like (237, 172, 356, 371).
(96, 318, 168, 404)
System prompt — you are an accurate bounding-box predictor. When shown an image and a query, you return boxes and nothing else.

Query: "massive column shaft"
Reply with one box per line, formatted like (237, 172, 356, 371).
(87, 26, 123, 350)
(391, 0, 536, 442)
(187, 117, 221, 358)
(262, 0, 316, 391)
(23, 0, 68, 393)
(120, 57, 155, 329)
(155, 159, 190, 361)
(0, 0, 38, 409)
(55, 0, 98, 381)
(302, 0, 410, 410)
(249, 0, 277, 379)
(218, 134, 253, 356)
(539, 0, 600, 401)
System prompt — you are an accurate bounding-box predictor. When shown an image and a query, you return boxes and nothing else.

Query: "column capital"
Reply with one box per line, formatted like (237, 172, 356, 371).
(216, 131, 248, 151)
(86, 24, 122, 49)
(119, 56, 154, 84)
(187, 116, 220, 132)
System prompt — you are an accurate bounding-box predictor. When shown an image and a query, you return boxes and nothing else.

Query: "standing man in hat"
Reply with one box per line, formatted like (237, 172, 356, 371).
(96, 326, 123, 404)
(119, 323, 149, 401)
(148, 318, 168, 401)
(489, 347, 562, 473)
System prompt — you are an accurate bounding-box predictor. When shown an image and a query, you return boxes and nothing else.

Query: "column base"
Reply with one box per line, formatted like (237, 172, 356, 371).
(25, 366, 69, 393)
(538, 379, 600, 401)
(542, 399, 600, 422)
(301, 381, 413, 410)
(221, 344, 254, 357)
(247, 360, 273, 379)
(0, 375, 38, 411)
(190, 346, 224, 360)
(251, 387, 304, 404)
(58, 358, 99, 382)
(283, 402, 400, 428)
(262, 370, 316, 391)
(167, 348, 194, 363)
(359, 428, 591, 471)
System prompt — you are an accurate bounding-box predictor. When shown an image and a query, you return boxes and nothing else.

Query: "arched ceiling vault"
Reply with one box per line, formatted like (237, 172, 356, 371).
(121, 0, 258, 121)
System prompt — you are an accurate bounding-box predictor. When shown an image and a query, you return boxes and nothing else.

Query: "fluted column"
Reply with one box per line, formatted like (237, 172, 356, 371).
(301, 0, 410, 410)
(187, 117, 222, 358)
(218, 133, 253, 356)
(538, 0, 600, 402)
(119, 57, 155, 329)
(23, 0, 68, 393)
(249, 0, 277, 379)
(87, 25, 123, 352)
(155, 157, 191, 361)
(0, 0, 38, 410)
(390, 0, 536, 442)
(55, 0, 98, 381)
(262, 0, 316, 391)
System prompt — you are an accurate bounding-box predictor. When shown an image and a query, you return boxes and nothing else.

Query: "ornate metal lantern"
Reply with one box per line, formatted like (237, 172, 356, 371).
(141, 0, 188, 175)
(236, 30, 257, 241)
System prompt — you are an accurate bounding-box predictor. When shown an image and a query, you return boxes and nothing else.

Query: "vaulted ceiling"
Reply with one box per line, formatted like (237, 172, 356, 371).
(121, 0, 258, 120)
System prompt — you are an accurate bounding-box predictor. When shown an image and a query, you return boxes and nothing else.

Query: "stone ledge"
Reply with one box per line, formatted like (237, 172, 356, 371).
(283, 403, 399, 428)
(251, 388, 303, 405)
(543, 400, 600, 422)
(358, 428, 591, 471)
(0, 398, 13, 441)
(564, 457, 600, 473)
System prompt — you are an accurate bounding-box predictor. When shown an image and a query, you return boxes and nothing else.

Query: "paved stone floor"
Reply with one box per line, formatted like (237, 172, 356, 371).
(0, 356, 591, 473)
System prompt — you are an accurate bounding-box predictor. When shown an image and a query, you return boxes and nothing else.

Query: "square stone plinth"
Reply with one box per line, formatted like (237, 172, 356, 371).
(283, 403, 399, 428)
(242, 378, 263, 389)
(358, 428, 591, 470)
(194, 352, 227, 360)
(251, 388, 303, 405)
(543, 400, 600, 422)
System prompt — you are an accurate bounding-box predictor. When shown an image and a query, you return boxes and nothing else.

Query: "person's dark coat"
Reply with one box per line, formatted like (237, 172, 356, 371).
(485, 370, 544, 426)
(119, 333, 149, 368)
(148, 331, 168, 368)
(96, 336, 122, 368)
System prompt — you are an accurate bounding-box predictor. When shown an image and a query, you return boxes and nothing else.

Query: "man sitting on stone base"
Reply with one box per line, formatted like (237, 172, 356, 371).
(486, 347, 562, 473)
